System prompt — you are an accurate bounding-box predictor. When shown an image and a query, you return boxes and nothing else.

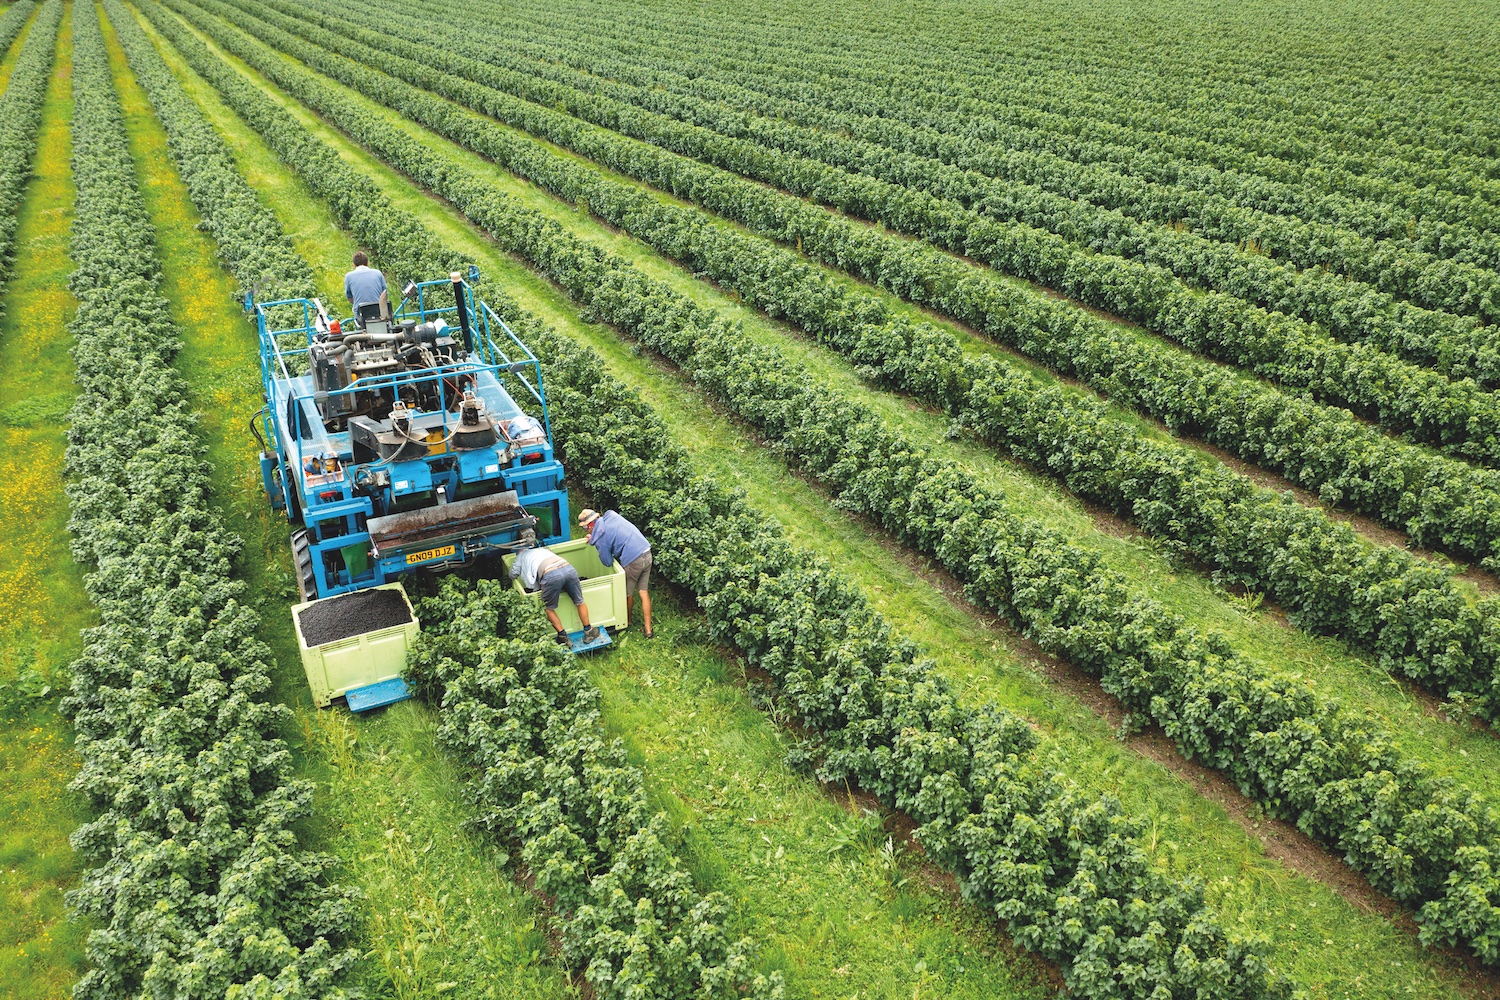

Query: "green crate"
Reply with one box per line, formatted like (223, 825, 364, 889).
(292, 583, 421, 708)
(503, 538, 627, 633)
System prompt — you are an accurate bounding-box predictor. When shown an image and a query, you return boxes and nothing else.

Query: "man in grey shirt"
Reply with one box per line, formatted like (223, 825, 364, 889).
(510, 543, 601, 645)
(343, 251, 388, 320)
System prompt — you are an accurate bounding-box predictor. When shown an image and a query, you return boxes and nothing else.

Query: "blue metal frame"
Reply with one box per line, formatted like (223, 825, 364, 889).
(252, 269, 570, 597)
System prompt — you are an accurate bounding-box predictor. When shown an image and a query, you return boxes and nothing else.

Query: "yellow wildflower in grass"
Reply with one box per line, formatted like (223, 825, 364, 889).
(0, 11, 95, 999)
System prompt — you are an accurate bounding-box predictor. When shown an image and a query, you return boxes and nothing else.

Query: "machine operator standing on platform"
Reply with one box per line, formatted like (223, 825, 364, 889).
(344, 251, 390, 321)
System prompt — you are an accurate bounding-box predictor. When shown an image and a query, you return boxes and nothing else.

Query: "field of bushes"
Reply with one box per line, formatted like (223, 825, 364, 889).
(3, 1, 1500, 997)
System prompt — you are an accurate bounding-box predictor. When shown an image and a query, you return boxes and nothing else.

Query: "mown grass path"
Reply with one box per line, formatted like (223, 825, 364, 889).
(0, 7, 94, 996)
(119, 5, 1065, 995)
(132, 6, 1500, 997)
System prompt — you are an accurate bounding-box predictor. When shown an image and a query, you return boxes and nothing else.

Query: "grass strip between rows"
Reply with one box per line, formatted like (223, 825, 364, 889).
(0, 3, 92, 995)
(58, 2, 358, 995)
(130, 2, 1306, 995)
(145, 0, 1500, 967)
(171, 0, 1500, 727)
(169, 0, 1500, 578)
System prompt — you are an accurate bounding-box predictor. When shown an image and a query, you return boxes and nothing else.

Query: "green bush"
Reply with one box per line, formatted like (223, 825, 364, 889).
(0, 0, 46, 322)
(61, 5, 355, 995)
(142, 5, 1297, 993)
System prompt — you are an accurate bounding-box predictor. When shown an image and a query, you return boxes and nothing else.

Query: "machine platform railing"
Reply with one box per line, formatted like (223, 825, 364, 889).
(252, 269, 555, 459)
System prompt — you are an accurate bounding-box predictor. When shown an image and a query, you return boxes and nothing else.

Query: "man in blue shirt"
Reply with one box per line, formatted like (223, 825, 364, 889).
(579, 508, 653, 637)
(344, 251, 388, 321)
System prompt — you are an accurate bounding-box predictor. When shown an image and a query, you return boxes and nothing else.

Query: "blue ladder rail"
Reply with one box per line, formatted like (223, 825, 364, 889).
(567, 627, 613, 654)
(344, 677, 412, 713)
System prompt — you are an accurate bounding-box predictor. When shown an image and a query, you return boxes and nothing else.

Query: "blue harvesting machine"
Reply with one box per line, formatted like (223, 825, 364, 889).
(253, 269, 571, 601)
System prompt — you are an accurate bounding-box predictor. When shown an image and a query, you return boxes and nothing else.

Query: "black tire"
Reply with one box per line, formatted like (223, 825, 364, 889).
(290, 528, 318, 603)
(283, 463, 304, 526)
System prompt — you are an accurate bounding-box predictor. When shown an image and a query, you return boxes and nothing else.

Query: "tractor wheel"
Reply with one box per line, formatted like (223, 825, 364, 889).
(283, 467, 304, 526)
(290, 528, 318, 603)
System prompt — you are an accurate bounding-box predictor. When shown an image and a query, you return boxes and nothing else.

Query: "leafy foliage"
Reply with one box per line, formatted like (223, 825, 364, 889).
(140, 6, 1296, 993)
(156, 0, 1500, 964)
(0, 0, 48, 323)
(60, 3, 355, 995)
(408, 584, 783, 1000)
(169, 0, 1500, 726)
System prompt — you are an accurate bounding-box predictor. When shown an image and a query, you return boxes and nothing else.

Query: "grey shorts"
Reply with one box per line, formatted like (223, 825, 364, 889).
(624, 550, 652, 593)
(539, 564, 583, 611)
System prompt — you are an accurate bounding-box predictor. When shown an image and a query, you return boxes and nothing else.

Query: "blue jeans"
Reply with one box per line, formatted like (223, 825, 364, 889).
(539, 564, 583, 611)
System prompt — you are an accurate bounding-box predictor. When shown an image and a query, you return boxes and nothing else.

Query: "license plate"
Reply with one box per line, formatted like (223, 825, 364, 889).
(405, 544, 456, 565)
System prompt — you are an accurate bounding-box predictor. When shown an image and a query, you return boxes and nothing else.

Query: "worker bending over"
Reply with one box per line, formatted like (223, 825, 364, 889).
(579, 508, 653, 638)
(510, 543, 602, 645)
(343, 251, 389, 321)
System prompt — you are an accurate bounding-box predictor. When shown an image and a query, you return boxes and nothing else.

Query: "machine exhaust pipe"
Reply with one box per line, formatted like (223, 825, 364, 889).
(451, 271, 474, 355)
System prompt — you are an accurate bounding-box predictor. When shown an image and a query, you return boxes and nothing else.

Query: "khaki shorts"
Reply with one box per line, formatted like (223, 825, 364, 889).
(624, 550, 652, 593)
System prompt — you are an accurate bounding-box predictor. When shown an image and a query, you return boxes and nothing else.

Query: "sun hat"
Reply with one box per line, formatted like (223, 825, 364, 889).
(577, 509, 600, 528)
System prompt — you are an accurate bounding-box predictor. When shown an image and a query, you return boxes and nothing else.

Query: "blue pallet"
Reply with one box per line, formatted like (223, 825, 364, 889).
(345, 677, 413, 713)
(567, 627, 613, 654)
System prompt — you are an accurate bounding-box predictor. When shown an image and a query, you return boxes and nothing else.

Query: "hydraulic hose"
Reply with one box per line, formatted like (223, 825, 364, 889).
(249, 405, 269, 452)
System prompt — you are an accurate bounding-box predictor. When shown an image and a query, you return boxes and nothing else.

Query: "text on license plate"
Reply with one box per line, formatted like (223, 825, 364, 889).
(405, 544, 456, 565)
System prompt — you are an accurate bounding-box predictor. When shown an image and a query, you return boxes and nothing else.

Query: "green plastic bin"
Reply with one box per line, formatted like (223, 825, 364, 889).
(503, 538, 627, 632)
(292, 583, 421, 708)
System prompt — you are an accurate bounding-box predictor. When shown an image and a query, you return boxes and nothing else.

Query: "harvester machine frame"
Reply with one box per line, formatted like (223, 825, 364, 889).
(252, 267, 571, 601)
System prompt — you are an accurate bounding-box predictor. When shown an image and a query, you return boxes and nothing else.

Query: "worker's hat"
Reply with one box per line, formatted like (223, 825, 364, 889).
(577, 509, 601, 528)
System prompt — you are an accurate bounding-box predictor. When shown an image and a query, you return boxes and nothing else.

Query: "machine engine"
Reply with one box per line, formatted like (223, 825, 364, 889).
(309, 316, 468, 426)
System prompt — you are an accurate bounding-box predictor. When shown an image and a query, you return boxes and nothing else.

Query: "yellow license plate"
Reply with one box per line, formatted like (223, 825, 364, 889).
(405, 544, 456, 565)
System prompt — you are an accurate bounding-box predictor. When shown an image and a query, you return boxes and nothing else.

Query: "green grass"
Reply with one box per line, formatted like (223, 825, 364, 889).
(0, 6, 95, 997)
(176, 0, 1500, 808)
(135, 9, 1500, 997)
(588, 596, 1055, 998)
(116, 7, 1072, 996)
